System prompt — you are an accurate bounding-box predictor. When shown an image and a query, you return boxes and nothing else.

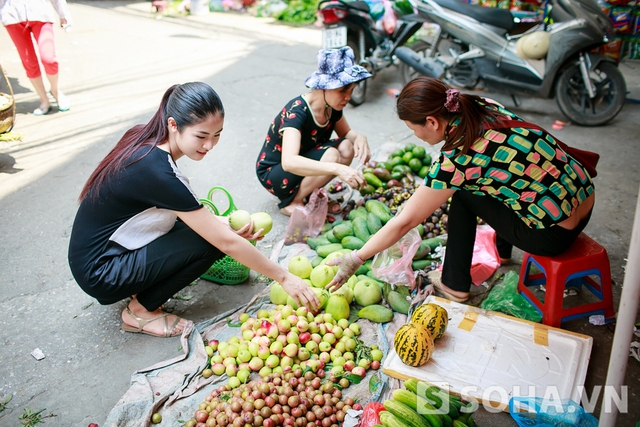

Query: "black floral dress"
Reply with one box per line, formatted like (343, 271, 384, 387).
(256, 95, 344, 208)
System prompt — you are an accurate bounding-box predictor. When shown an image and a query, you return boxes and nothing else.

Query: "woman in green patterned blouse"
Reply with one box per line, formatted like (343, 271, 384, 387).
(326, 77, 595, 303)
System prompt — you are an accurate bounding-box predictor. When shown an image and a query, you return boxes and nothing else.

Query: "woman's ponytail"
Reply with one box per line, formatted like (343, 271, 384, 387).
(397, 77, 504, 154)
(79, 82, 223, 202)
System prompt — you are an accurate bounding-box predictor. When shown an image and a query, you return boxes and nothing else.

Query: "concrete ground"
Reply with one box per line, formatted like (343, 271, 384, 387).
(0, 1, 639, 426)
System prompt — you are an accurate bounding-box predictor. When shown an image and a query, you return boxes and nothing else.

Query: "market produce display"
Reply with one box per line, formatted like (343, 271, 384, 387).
(379, 378, 476, 427)
(274, 242, 414, 321)
(393, 323, 435, 368)
(410, 303, 449, 340)
(187, 371, 364, 427)
(179, 144, 462, 426)
(314, 143, 449, 280)
(200, 304, 383, 382)
(186, 298, 388, 426)
(393, 303, 449, 367)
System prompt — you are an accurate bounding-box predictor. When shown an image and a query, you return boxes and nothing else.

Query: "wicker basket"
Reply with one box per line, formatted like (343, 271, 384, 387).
(199, 187, 253, 285)
(0, 64, 16, 134)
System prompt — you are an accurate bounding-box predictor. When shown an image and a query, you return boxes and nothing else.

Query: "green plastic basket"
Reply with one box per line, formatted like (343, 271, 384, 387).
(199, 186, 253, 285)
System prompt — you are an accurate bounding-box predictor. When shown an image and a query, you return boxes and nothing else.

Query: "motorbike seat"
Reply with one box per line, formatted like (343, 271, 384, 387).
(433, 0, 515, 32)
(344, 0, 371, 13)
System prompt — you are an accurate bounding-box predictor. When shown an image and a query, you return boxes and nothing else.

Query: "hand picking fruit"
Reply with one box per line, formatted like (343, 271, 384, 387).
(329, 77, 595, 304)
(324, 250, 365, 292)
(68, 82, 319, 339)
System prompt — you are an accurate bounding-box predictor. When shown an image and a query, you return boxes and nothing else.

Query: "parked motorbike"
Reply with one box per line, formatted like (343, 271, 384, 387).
(395, 0, 626, 126)
(317, 0, 423, 105)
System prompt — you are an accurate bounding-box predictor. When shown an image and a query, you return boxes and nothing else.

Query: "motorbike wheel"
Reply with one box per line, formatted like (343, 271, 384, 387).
(347, 39, 367, 106)
(399, 40, 432, 86)
(555, 61, 626, 126)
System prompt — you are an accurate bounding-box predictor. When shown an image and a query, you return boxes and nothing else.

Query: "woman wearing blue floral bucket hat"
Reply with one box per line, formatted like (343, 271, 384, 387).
(256, 46, 373, 216)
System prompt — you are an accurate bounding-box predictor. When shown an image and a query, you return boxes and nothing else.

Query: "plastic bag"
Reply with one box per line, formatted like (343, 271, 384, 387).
(284, 188, 329, 245)
(360, 402, 386, 427)
(381, 0, 397, 34)
(364, 0, 385, 21)
(509, 397, 598, 427)
(481, 270, 543, 322)
(372, 227, 421, 288)
(470, 224, 500, 285)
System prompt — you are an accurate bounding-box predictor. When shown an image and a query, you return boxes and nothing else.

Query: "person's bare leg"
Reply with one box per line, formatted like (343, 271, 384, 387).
(29, 76, 50, 110)
(46, 73, 70, 110)
(121, 296, 190, 336)
(280, 146, 352, 216)
(47, 73, 59, 100)
(439, 281, 469, 300)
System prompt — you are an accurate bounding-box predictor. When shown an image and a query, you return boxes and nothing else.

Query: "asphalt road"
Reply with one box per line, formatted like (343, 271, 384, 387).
(1, 1, 639, 426)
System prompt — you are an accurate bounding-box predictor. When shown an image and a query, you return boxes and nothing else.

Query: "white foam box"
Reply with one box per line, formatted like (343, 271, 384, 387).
(382, 296, 593, 411)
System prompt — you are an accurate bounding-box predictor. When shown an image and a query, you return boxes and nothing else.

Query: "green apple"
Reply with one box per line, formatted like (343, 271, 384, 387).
(332, 286, 353, 304)
(371, 349, 383, 361)
(249, 356, 264, 371)
(237, 349, 251, 363)
(349, 323, 361, 335)
(310, 287, 330, 309)
(265, 354, 280, 368)
(353, 279, 382, 306)
(310, 264, 336, 288)
(288, 255, 313, 279)
(228, 209, 251, 230)
(325, 294, 350, 321)
(259, 366, 272, 377)
(318, 341, 332, 352)
(321, 251, 345, 273)
(228, 376, 241, 389)
(237, 368, 250, 383)
(251, 212, 273, 236)
(269, 282, 289, 305)
(211, 363, 225, 375)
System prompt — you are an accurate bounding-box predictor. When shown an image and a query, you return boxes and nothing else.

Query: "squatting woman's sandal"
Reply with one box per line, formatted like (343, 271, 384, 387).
(121, 306, 183, 338)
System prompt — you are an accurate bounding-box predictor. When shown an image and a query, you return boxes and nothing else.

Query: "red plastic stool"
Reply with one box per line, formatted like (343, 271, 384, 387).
(517, 233, 615, 327)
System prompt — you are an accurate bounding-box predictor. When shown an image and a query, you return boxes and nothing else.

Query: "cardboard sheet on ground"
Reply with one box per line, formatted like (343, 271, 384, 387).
(382, 296, 593, 412)
(103, 240, 410, 427)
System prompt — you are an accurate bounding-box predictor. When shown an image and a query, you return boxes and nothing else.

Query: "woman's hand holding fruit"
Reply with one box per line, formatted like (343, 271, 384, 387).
(337, 165, 365, 190)
(325, 250, 365, 292)
(281, 273, 320, 311)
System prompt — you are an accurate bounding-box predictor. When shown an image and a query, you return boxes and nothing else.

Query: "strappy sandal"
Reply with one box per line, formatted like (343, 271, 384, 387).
(33, 105, 51, 116)
(51, 91, 71, 112)
(121, 306, 182, 337)
(427, 270, 469, 303)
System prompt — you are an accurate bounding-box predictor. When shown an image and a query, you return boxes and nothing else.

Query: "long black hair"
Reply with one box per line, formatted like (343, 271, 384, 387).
(80, 82, 224, 201)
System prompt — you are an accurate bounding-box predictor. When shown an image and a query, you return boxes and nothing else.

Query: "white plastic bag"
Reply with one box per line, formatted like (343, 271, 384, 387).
(371, 227, 421, 288)
(284, 188, 329, 245)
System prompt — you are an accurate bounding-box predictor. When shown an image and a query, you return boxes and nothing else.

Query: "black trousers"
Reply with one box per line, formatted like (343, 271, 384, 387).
(442, 191, 590, 293)
(88, 222, 223, 311)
